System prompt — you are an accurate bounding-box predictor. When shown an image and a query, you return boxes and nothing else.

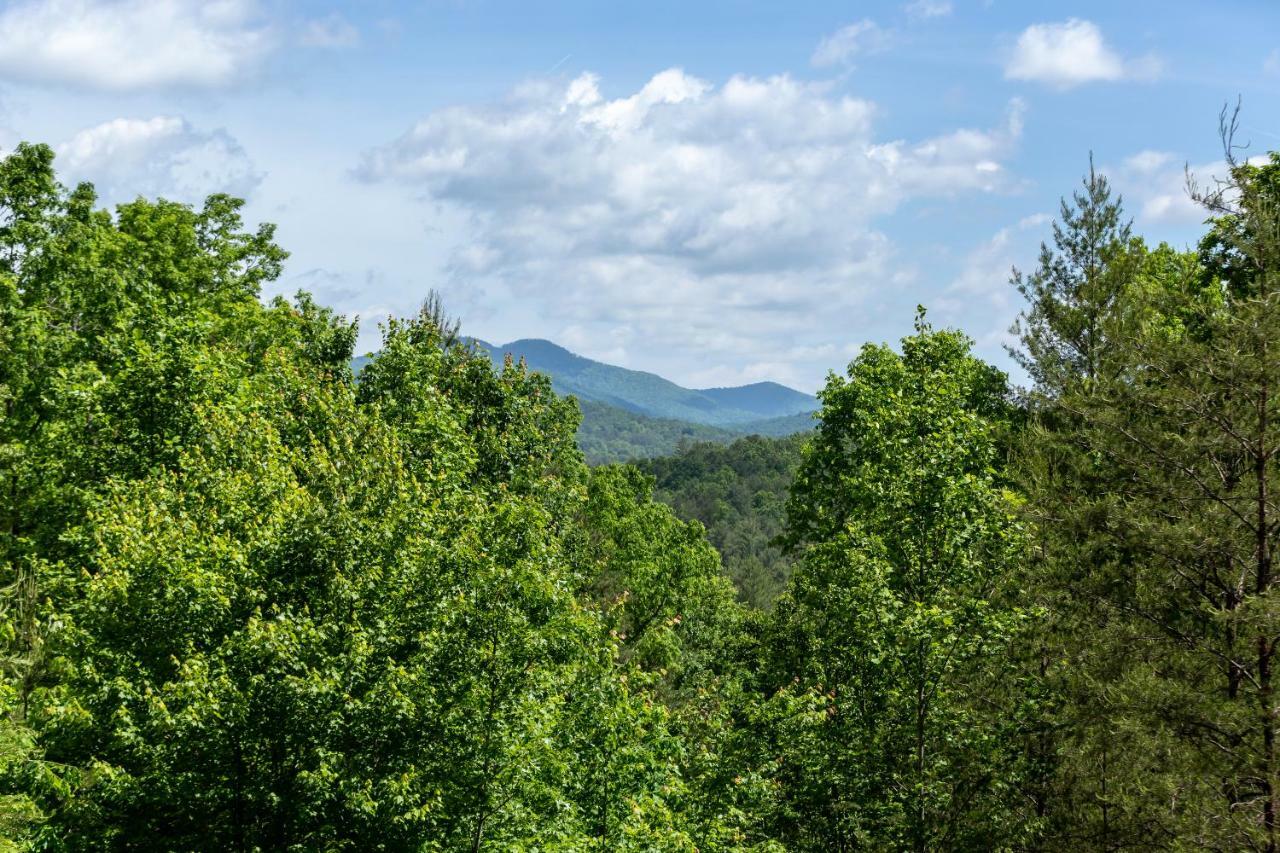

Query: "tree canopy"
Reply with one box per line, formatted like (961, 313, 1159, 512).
(3, 127, 1280, 850)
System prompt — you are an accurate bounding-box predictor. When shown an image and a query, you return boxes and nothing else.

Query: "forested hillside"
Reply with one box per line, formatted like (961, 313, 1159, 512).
(4, 129, 1280, 851)
(471, 339, 819, 461)
(574, 399, 738, 463)
(576, 405, 815, 465)
(640, 435, 804, 609)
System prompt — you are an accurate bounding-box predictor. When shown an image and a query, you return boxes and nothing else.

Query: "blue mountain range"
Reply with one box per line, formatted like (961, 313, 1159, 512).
(470, 338, 817, 428)
(353, 338, 818, 461)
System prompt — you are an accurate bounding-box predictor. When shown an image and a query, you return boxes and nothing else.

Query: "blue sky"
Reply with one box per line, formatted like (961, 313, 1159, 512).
(2, 0, 1278, 390)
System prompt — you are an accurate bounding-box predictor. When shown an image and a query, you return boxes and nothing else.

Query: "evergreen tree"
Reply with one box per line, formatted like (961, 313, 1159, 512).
(1010, 155, 1140, 393)
(1015, 132, 1280, 849)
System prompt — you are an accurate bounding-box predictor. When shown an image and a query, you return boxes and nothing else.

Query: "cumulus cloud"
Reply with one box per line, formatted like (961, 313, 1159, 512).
(904, 1, 952, 21)
(1124, 149, 1176, 175)
(1110, 152, 1243, 228)
(935, 213, 1051, 362)
(359, 69, 1024, 387)
(1094, 150, 1280, 235)
(0, 0, 273, 91)
(944, 214, 1048, 307)
(1005, 19, 1161, 89)
(811, 20, 891, 68)
(57, 116, 261, 205)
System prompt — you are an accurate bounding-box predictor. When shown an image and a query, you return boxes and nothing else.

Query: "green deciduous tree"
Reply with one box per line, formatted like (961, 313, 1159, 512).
(766, 315, 1033, 850)
(0, 143, 743, 850)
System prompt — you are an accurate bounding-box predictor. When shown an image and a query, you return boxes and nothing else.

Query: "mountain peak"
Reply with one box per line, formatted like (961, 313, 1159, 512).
(695, 381, 817, 418)
(473, 337, 817, 427)
(500, 338, 572, 355)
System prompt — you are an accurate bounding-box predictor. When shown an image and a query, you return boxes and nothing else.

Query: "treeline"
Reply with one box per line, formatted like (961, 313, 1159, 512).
(1, 122, 1279, 851)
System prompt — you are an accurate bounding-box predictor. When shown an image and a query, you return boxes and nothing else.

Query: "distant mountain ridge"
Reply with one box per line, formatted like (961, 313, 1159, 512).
(469, 338, 818, 428)
(696, 383, 817, 418)
(352, 338, 818, 462)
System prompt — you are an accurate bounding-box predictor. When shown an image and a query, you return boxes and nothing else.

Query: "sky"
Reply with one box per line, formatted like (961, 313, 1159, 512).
(2, 0, 1278, 392)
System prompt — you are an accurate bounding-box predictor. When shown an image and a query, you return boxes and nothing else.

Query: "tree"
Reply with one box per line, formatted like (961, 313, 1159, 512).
(1011, 242, 1202, 848)
(0, 144, 719, 849)
(766, 315, 1033, 850)
(1005, 160, 1173, 847)
(639, 434, 806, 609)
(1010, 155, 1141, 393)
(1194, 105, 1280, 301)
(1014, 126, 1280, 848)
(0, 145, 294, 849)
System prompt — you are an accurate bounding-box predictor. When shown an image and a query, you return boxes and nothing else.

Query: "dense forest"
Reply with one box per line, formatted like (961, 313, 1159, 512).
(638, 435, 804, 610)
(575, 406, 812, 466)
(3, 115, 1280, 850)
(361, 339, 816, 466)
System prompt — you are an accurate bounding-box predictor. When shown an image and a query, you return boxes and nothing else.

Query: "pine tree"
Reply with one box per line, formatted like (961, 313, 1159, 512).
(1010, 155, 1139, 393)
(1015, 128, 1280, 848)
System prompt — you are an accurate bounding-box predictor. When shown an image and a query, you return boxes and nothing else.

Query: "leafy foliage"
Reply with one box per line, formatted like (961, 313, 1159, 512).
(4, 130, 1280, 852)
(764, 317, 1034, 850)
(0, 144, 753, 850)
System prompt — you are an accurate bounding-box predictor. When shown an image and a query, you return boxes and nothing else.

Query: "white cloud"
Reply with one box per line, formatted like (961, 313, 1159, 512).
(811, 20, 891, 68)
(1107, 151, 1255, 229)
(1090, 153, 1274, 236)
(0, 0, 273, 91)
(1138, 192, 1198, 225)
(935, 213, 1050, 361)
(1134, 162, 1219, 227)
(359, 69, 1024, 388)
(904, 1, 952, 20)
(1124, 149, 1175, 175)
(57, 116, 261, 205)
(1005, 19, 1161, 89)
(300, 13, 359, 49)
(945, 214, 1047, 305)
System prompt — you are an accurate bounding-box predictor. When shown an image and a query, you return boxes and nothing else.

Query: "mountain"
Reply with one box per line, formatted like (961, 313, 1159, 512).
(735, 411, 818, 437)
(696, 383, 816, 419)
(353, 338, 819, 462)
(471, 338, 818, 428)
